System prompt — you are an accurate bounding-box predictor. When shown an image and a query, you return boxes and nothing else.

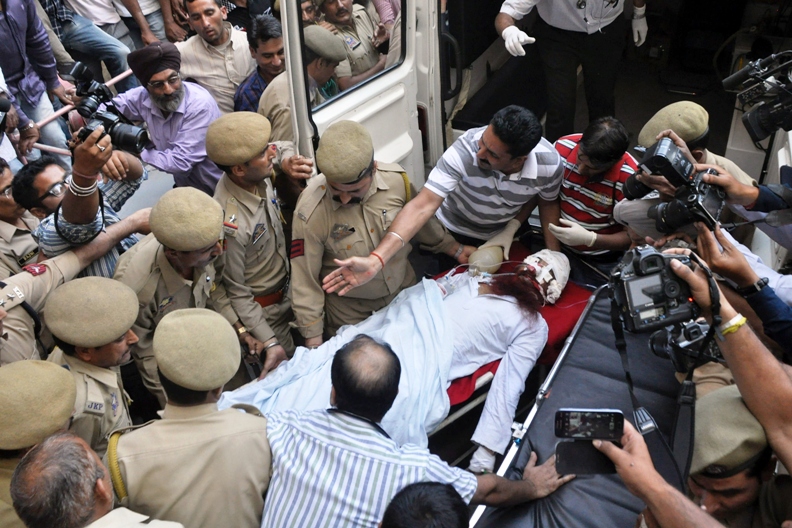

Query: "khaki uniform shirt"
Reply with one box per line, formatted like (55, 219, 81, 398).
(0, 251, 82, 365)
(112, 403, 271, 528)
(87, 508, 184, 527)
(113, 235, 237, 406)
(0, 212, 39, 280)
(291, 165, 455, 337)
(258, 71, 325, 143)
(213, 173, 293, 350)
(707, 150, 753, 186)
(0, 458, 23, 528)
(176, 23, 255, 114)
(47, 348, 132, 459)
(334, 4, 382, 79)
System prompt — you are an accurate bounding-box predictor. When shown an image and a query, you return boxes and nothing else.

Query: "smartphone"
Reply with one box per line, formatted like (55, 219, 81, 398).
(554, 408, 624, 440)
(556, 440, 616, 475)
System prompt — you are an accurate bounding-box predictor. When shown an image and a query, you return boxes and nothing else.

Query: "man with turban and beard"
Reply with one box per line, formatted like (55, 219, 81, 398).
(110, 41, 224, 195)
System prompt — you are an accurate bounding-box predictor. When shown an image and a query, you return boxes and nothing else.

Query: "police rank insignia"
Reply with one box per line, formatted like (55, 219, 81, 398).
(157, 296, 174, 315)
(22, 263, 47, 276)
(331, 224, 355, 241)
(344, 35, 361, 49)
(253, 223, 268, 245)
(111, 392, 119, 417)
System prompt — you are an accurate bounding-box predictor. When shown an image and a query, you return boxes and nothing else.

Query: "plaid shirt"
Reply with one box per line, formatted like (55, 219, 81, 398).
(233, 68, 269, 113)
(37, 0, 74, 40)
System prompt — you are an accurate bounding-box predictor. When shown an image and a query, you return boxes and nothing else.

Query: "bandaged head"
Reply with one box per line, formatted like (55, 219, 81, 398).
(523, 249, 570, 304)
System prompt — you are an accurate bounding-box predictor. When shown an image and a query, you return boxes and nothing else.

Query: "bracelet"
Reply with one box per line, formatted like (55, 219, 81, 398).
(68, 179, 98, 197)
(71, 169, 99, 180)
(264, 340, 281, 350)
(717, 314, 747, 339)
(387, 231, 406, 248)
(453, 244, 464, 259)
(371, 251, 385, 269)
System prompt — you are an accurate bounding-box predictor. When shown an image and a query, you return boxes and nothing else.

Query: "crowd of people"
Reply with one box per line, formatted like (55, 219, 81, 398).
(0, 0, 791, 526)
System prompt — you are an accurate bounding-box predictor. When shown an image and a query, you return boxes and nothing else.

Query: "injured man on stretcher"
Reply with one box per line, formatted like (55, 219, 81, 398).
(219, 250, 571, 473)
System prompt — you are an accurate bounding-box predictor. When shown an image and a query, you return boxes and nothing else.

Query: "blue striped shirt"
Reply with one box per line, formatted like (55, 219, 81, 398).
(33, 171, 147, 278)
(261, 409, 478, 528)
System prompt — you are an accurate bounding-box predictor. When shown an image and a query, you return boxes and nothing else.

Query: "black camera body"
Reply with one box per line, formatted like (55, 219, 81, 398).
(623, 138, 694, 200)
(68, 62, 149, 154)
(647, 169, 726, 233)
(650, 320, 723, 373)
(610, 245, 700, 333)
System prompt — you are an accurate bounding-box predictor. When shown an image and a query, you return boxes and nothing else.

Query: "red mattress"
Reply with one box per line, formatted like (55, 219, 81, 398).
(446, 243, 593, 406)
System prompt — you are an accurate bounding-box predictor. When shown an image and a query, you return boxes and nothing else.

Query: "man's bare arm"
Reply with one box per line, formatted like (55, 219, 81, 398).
(62, 127, 112, 225)
(538, 198, 561, 251)
(472, 452, 573, 506)
(71, 208, 150, 270)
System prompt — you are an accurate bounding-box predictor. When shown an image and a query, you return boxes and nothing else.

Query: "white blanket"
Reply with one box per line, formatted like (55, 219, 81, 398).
(219, 279, 453, 447)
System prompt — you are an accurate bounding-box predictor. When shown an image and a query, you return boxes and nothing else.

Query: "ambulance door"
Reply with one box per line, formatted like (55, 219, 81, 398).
(282, 0, 444, 186)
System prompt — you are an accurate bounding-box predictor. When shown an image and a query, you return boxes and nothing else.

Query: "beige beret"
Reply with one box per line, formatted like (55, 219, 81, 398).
(316, 121, 374, 184)
(150, 187, 223, 252)
(206, 112, 272, 167)
(691, 385, 768, 478)
(0, 361, 76, 450)
(638, 101, 709, 148)
(304, 25, 347, 63)
(45, 277, 139, 348)
(154, 308, 240, 390)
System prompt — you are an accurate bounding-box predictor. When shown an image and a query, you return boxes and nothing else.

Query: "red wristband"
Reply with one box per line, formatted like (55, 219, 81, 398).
(371, 251, 385, 269)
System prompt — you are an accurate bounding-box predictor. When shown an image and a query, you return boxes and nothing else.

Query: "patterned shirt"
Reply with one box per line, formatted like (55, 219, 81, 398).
(38, 0, 75, 39)
(424, 126, 564, 240)
(234, 68, 269, 113)
(33, 171, 147, 278)
(261, 409, 478, 528)
(554, 134, 637, 256)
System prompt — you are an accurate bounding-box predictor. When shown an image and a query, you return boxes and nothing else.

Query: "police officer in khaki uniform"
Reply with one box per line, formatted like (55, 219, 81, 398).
(45, 277, 140, 459)
(0, 159, 38, 280)
(107, 309, 272, 528)
(291, 121, 458, 346)
(318, 0, 387, 90)
(113, 188, 248, 408)
(207, 112, 295, 370)
(258, 25, 347, 142)
(0, 360, 77, 528)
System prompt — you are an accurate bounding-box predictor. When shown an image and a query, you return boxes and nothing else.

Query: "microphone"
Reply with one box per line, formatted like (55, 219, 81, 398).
(723, 54, 777, 91)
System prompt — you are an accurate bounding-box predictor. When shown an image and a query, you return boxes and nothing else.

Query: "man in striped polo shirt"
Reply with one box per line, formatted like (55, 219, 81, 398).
(321, 105, 565, 296)
(546, 117, 638, 284)
(261, 334, 573, 528)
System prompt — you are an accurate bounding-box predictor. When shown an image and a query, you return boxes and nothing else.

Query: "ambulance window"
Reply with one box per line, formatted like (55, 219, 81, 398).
(303, 0, 405, 109)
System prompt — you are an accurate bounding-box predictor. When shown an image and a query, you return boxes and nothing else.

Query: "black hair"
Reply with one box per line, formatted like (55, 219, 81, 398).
(381, 482, 469, 528)
(12, 155, 61, 211)
(578, 117, 629, 166)
(158, 368, 211, 405)
(183, 0, 223, 15)
(489, 105, 542, 158)
(686, 128, 710, 153)
(330, 334, 400, 423)
(248, 14, 283, 49)
(304, 46, 321, 65)
(0, 157, 10, 174)
(52, 335, 78, 357)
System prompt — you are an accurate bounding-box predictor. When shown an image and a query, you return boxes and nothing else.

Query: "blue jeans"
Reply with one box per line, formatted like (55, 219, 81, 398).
(122, 10, 167, 50)
(60, 14, 139, 93)
(19, 92, 71, 169)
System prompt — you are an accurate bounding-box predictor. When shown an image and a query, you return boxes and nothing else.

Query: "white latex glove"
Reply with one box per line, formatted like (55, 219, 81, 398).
(479, 218, 521, 259)
(548, 219, 597, 247)
(501, 26, 535, 57)
(632, 5, 648, 47)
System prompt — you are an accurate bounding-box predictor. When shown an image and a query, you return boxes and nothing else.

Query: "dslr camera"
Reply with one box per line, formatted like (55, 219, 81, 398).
(68, 62, 149, 154)
(650, 320, 723, 373)
(621, 138, 726, 234)
(610, 245, 700, 333)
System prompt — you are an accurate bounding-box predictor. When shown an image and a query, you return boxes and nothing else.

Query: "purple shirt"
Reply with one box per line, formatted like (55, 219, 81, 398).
(112, 82, 223, 195)
(0, 0, 60, 125)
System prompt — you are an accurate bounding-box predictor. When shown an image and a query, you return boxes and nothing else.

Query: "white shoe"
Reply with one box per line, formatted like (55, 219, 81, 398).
(468, 446, 496, 474)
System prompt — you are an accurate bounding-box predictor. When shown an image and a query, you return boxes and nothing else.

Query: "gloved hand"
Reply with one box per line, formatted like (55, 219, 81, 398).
(548, 219, 597, 247)
(479, 218, 521, 259)
(501, 26, 535, 57)
(632, 5, 648, 47)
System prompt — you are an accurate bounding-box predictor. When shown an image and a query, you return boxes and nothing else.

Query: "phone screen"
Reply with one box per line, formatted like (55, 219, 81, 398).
(555, 409, 624, 440)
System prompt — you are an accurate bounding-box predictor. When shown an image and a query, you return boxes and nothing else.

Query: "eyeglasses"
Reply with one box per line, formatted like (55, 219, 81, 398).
(147, 73, 181, 90)
(0, 186, 12, 199)
(40, 180, 69, 201)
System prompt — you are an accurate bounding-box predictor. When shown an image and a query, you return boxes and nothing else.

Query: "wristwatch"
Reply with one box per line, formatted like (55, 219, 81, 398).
(237, 326, 248, 335)
(735, 277, 769, 297)
(18, 122, 35, 132)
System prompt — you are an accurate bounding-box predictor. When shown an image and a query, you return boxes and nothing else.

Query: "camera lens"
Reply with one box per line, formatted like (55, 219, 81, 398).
(109, 123, 149, 154)
(649, 329, 671, 359)
(622, 174, 653, 200)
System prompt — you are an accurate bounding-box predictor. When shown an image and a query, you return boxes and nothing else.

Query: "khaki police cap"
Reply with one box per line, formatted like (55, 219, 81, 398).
(153, 308, 240, 390)
(304, 25, 347, 63)
(638, 101, 709, 147)
(150, 187, 223, 252)
(690, 385, 768, 478)
(316, 121, 374, 184)
(45, 277, 139, 348)
(0, 361, 76, 450)
(206, 112, 272, 167)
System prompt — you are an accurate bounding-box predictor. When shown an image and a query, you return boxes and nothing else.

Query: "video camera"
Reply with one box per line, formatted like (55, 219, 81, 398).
(610, 245, 700, 333)
(723, 51, 792, 143)
(621, 138, 726, 234)
(650, 320, 723, 373)
(68, 62, 149, 154)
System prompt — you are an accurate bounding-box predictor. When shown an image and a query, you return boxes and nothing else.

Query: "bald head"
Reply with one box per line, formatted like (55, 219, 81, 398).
(331, 334, 401, 423)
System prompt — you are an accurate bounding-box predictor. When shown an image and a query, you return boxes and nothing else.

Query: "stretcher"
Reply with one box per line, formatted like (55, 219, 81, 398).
(470, 286, 681, 527)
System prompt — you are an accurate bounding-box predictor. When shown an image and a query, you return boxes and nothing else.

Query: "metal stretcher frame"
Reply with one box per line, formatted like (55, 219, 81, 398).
(469, 287, 602, 527)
